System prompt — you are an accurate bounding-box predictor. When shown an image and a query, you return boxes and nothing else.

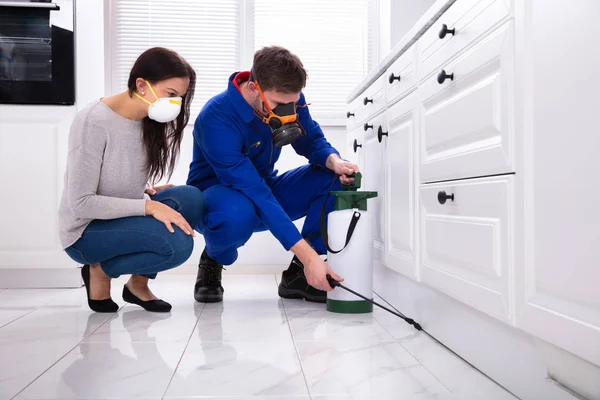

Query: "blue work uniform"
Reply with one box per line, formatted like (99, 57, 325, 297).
(186, 71, 342, 265)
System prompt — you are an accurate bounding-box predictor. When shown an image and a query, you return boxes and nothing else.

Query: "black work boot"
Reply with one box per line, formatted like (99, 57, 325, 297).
(278, 256, 327, 303)
(194, 250, 225, 303)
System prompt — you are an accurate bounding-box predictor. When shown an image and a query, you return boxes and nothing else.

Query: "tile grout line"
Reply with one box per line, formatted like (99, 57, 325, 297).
(371, 290, 455, 397)
(9, 301, 123, 400)
(160, 301, 207, 400)
(0, 289, 71, 330)
(276, 274, 314, 400)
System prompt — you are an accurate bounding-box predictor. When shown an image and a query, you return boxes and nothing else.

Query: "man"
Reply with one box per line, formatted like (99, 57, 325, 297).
(187, 46, 359, 303)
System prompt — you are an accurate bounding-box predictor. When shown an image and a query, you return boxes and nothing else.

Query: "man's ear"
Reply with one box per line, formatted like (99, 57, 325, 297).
(246, 80, 258, 95)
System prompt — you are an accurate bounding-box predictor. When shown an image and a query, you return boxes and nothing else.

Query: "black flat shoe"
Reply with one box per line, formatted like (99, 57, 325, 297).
(81, 264, 119, 313)
(122, 285, 172, 312)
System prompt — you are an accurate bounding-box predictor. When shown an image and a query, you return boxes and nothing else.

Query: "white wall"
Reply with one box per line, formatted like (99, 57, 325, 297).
(0, 0, 349, 285)
(0, 0, 109, 287)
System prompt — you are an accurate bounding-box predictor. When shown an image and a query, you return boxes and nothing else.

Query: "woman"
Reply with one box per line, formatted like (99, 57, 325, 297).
(58, 47, 204, 313)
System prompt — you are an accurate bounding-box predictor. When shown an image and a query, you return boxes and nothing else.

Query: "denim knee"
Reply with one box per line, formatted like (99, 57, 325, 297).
(159, 185, 204, 227)
(177, 185, 205, 226)
(164, 232, 195, 268)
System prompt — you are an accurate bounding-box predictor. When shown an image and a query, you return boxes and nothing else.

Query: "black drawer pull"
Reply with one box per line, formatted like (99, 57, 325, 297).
(437, 69, 454, 84)
(363, 97, 373, 105)
(437, 191, 455, 205)
(346, 111, 355, 118)
(388, 73, 401, 84)
(438, 24, 456, 39)
(353, 139, 362, 153)
(363, 123, 373, 131)
(378, 126, 388, 143)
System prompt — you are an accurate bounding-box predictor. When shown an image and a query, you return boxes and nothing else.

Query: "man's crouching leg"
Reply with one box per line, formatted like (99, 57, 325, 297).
(194, 185, 260, 303)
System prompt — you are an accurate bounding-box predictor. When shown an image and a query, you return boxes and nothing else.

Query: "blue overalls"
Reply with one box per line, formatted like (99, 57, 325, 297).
(186, 71, 342, 265)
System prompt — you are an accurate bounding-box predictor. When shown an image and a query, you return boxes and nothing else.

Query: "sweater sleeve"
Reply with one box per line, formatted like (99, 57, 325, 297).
(66, 120, 147, 220)
(291, 92, 340, 168)
(196, 112, 303, 251)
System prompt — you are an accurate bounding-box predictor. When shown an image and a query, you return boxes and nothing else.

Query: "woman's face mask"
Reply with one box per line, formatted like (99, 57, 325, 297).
(134, 80, 182, 123)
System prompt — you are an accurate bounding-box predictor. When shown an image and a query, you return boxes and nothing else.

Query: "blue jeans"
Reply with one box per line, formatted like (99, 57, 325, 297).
(65, 185, 204, 279)
(197, 164, 340, 265)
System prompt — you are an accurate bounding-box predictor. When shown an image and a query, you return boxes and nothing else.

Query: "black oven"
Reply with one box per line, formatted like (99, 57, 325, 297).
(0, 0, 75, 105)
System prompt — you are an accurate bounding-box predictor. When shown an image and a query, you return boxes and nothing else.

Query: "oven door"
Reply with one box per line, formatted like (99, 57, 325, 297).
(0, 1, 75, 105)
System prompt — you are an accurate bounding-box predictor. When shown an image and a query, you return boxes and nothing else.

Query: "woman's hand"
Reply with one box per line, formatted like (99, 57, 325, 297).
(145, 200, 195, 236)
(145, 184, 175, 196)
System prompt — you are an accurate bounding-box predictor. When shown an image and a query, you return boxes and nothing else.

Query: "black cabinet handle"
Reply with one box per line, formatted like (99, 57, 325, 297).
(353, 139, 362, 153)
(437, 69, 454, 84)
(377, 126, 388, 143)
(363, 122, 373, 131)
(388, 73, 401, 84)
(438, 24, 456, 39)
(346, 111, 355, 118)
(437, 190, 455, 205)
(363, 97, 373, 105)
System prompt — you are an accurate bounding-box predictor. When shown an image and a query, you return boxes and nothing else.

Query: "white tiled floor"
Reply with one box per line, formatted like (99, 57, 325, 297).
(0, 274, 518, 400)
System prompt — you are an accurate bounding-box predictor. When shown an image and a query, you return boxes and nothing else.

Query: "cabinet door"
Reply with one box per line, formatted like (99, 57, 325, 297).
(384, 93, 417, 279)
(345, 125, 365, 167)
(362, 113, 386, 263)
(420, 175, 513, 323)
(515, 0, 600, 367)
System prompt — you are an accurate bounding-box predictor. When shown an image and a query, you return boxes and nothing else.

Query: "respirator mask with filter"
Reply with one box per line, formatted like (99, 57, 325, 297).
(251, 76, 306, 147)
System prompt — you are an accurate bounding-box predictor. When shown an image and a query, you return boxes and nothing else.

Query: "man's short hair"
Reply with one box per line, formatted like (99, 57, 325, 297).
(251, 46, 307, 93)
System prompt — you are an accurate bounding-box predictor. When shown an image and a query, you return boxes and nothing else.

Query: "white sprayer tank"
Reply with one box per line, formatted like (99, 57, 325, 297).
(325, 173, 377, 314)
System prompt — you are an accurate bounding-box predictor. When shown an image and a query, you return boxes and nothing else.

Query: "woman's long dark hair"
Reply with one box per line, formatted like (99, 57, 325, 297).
(127, 47, 196, 185)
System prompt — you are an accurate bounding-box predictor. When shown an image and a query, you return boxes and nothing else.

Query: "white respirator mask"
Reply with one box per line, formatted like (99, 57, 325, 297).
(134, 80, 182, 123)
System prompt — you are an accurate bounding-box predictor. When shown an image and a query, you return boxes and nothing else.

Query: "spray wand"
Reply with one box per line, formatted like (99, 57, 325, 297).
(326, 274, 422, 331)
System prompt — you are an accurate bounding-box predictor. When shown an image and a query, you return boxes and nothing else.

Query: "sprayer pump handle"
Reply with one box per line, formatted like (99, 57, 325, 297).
(326, 274, 341, 289)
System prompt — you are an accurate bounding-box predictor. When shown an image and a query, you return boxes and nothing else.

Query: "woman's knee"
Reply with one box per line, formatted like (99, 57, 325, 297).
(165, 233, 195, 267)
(162, 185, 205, 227)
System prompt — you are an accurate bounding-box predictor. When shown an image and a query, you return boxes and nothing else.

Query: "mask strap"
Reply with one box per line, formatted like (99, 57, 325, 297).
(145, 80, 160, 101)
(133, 80, 161, 106)
(255, 83, 274, 114)
(133, 91, 153, 106)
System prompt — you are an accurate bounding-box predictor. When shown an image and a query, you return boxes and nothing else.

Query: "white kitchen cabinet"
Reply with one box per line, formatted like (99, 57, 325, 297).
(384, 45, 417, 108)
(345, 125, 365, 167)
(418, 0, 511, 82)
(361, 112, 386, 263)
(420, 175, 513, 323)
(345, 0, 600, 397)
(419, 19, 514, 183)
(513, 0, 600, 368)
(384, 93, 417, 279)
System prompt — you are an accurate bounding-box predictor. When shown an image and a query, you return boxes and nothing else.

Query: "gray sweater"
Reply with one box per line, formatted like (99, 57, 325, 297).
(58, 100, 150, 249)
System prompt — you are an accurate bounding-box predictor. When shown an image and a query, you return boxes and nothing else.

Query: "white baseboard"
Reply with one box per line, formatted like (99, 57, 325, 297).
(0, 263, 287, 289)
(0, 267, 82, 289)
(162, 263, 287, 276)
(373, 262, 586, 400)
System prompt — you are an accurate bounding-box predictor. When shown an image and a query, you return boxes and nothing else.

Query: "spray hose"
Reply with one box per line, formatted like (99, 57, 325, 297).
(321, 172, 423, 332)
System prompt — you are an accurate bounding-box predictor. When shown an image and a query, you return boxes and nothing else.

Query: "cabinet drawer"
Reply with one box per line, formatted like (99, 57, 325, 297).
(418, 0, 511, 82)
(419, 21, 513, 183)
(420, 175, 513, 322)
(346, 125, 365, 166)
(345, 94, 363, 131)
(385, 45, 416, 106)
(358, 75, 386, 122)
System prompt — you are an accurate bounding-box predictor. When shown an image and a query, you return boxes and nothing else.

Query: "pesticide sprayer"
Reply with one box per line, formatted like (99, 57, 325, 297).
(320, 172, 422, 331)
